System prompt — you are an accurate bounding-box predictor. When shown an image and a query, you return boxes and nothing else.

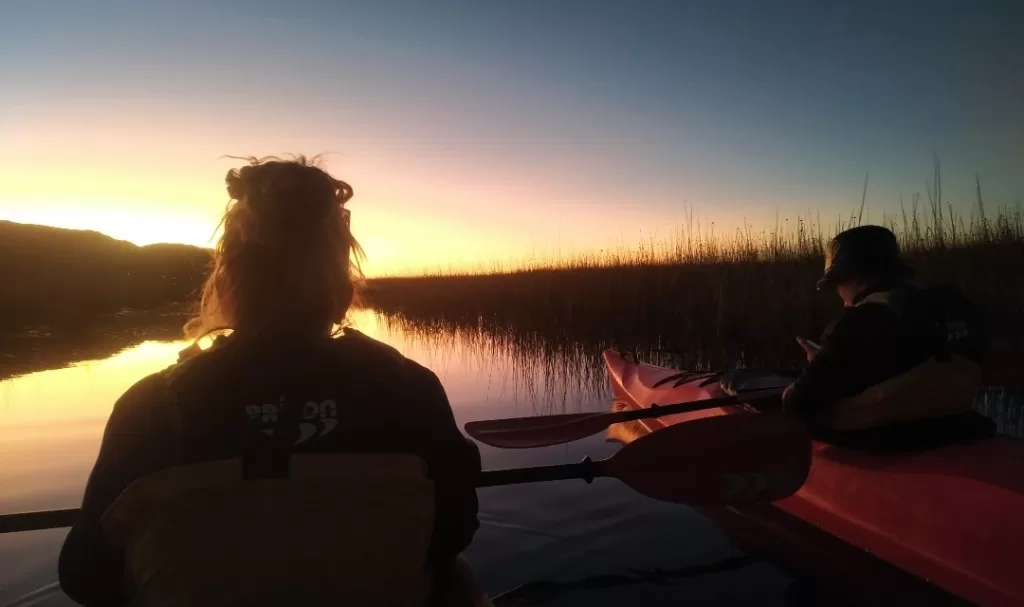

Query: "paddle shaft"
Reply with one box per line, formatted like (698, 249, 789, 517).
(471, 387, 785, 437)
(0, 508, 79, 534)
(477, 457, 599, 487)
(614, 387, 783, 423)
(0, 459, 608, 534)
(465, 387, 786, 448)
(2, 403, 806, 534)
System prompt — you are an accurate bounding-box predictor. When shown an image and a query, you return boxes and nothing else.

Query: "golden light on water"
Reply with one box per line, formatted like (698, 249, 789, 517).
(0, 340, 187, 513)
(0, 341, 187, 426)
(0, 319, 389, 512)
(0, 308, 561, 513)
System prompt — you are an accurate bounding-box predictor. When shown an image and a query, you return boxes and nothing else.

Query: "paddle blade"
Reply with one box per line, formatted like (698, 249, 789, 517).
(606, 413, 811, 506)
(465, 412, 609, 449)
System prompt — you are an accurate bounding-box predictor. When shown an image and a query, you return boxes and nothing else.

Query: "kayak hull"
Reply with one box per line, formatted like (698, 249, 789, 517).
(603, 350, 1024, 607)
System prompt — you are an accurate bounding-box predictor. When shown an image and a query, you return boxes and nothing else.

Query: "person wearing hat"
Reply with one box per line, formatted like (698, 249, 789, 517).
(781, 225, 986, 437)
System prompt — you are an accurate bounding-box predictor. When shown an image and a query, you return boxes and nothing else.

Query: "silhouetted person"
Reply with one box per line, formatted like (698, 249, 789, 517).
(783, 225, 991, 446)
(58, 157, 484, 606)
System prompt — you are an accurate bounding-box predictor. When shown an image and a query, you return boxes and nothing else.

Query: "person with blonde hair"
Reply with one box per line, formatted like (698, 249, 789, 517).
(58, 156, 484, 606)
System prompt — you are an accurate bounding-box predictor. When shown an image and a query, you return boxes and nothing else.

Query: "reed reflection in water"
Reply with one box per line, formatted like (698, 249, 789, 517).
(378, 310, 1024, 439)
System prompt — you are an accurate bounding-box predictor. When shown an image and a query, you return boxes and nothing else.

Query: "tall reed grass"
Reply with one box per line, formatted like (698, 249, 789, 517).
(368, 171, 1024, 377)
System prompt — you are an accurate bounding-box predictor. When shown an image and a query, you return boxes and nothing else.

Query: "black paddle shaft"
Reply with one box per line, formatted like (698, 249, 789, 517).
(2, 459, 604, 533)
(2, 408, 810, 534)
(617, 399, 720, 422)
(477, 457, 600, 487)
(614, 387, 785, 423)
(0, 508, 79, 534)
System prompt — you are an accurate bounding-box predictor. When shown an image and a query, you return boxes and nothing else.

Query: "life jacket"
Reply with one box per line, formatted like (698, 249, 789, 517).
(100, 453, 492, 607)
(814, 287, 983, 431)
(152, 331, 482, 578)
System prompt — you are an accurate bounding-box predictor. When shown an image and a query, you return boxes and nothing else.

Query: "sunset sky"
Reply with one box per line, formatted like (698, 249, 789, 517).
(2, 0, 1022, 275)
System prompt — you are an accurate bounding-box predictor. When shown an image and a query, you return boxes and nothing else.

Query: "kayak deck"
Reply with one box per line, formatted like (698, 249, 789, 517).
(603, 350, 1024, 607)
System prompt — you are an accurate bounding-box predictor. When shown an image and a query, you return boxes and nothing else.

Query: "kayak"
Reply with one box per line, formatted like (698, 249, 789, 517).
(603, 350, 1024, 607)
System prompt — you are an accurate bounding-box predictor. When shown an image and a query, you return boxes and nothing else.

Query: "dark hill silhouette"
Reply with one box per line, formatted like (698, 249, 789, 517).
(0, 221, 211, 331)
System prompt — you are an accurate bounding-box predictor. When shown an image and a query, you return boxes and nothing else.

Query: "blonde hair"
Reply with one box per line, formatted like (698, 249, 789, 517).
(185, 155, 363, 339)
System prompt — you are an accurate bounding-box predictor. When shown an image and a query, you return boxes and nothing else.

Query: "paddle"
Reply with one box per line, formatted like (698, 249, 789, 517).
(465, 387, 785, 448)
(0, 508, 79, 534)
(0, 413, 810, 534)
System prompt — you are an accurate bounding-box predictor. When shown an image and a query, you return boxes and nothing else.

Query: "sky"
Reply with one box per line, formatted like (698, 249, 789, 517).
(1, 0, 1022, 275)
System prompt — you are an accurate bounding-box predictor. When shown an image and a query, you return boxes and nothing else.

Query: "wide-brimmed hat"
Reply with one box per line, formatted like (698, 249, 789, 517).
(816, 225, 914, 290)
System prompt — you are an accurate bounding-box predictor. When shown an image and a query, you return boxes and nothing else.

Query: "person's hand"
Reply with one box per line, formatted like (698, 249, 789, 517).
(796, 336, 820, 362)
(782, 382, 795, 402)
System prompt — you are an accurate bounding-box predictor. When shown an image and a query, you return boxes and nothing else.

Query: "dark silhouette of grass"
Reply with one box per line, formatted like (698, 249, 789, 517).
(369, 182, 1024, 381)
(368, 182, 1024, 430)
(3, 165, 1021, 398)
(373, 312, 610, 415)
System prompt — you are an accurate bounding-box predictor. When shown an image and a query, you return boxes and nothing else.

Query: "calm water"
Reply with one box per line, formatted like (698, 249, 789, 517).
(0, 311, 797, 606)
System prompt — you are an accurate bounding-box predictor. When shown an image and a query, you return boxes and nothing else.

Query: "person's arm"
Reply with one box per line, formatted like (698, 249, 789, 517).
(59, 374, 177, 606)
(945, 288, 986, 363)
(782, 310, 878, 416)
(405, 364, 481, 568)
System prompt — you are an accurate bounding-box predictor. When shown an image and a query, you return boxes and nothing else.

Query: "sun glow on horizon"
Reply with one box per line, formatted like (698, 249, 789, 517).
(1, 203, 220, 248)
(0, 197, 553, 277)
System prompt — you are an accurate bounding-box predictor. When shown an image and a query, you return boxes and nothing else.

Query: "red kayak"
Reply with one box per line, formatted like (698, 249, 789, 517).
(603, 350, 1024, 607)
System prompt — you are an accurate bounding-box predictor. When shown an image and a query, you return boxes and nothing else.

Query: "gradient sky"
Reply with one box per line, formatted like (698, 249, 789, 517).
(2, 0, 1022, 275)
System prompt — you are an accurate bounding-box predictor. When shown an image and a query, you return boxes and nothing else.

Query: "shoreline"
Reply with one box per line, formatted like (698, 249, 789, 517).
(0, 304, 191, 381)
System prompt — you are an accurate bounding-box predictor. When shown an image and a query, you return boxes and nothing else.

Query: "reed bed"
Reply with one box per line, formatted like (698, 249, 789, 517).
(368, 182, 1024, 375)
(373, 312, 611, 414)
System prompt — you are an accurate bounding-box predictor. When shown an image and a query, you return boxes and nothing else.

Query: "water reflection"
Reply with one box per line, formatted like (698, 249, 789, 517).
(3, 307, 1024, 605)
(0, 310, 797, 606)
(976, 388, 1024, 437)
(1, 340, 192, 606)
(372, 313, 609, 418)
(0, 341, 187, 515)
(383, 311, 1024, 439)
(0, 307, 190, 382)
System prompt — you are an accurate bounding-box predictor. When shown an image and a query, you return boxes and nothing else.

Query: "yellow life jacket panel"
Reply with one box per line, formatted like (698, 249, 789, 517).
(814, 354, 982, 431)
(101, 454, 438, 607)
(814, 289, 983, 431)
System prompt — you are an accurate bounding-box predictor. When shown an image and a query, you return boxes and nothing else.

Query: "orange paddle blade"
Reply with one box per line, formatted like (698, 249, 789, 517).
(606, 413, 811, 505)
